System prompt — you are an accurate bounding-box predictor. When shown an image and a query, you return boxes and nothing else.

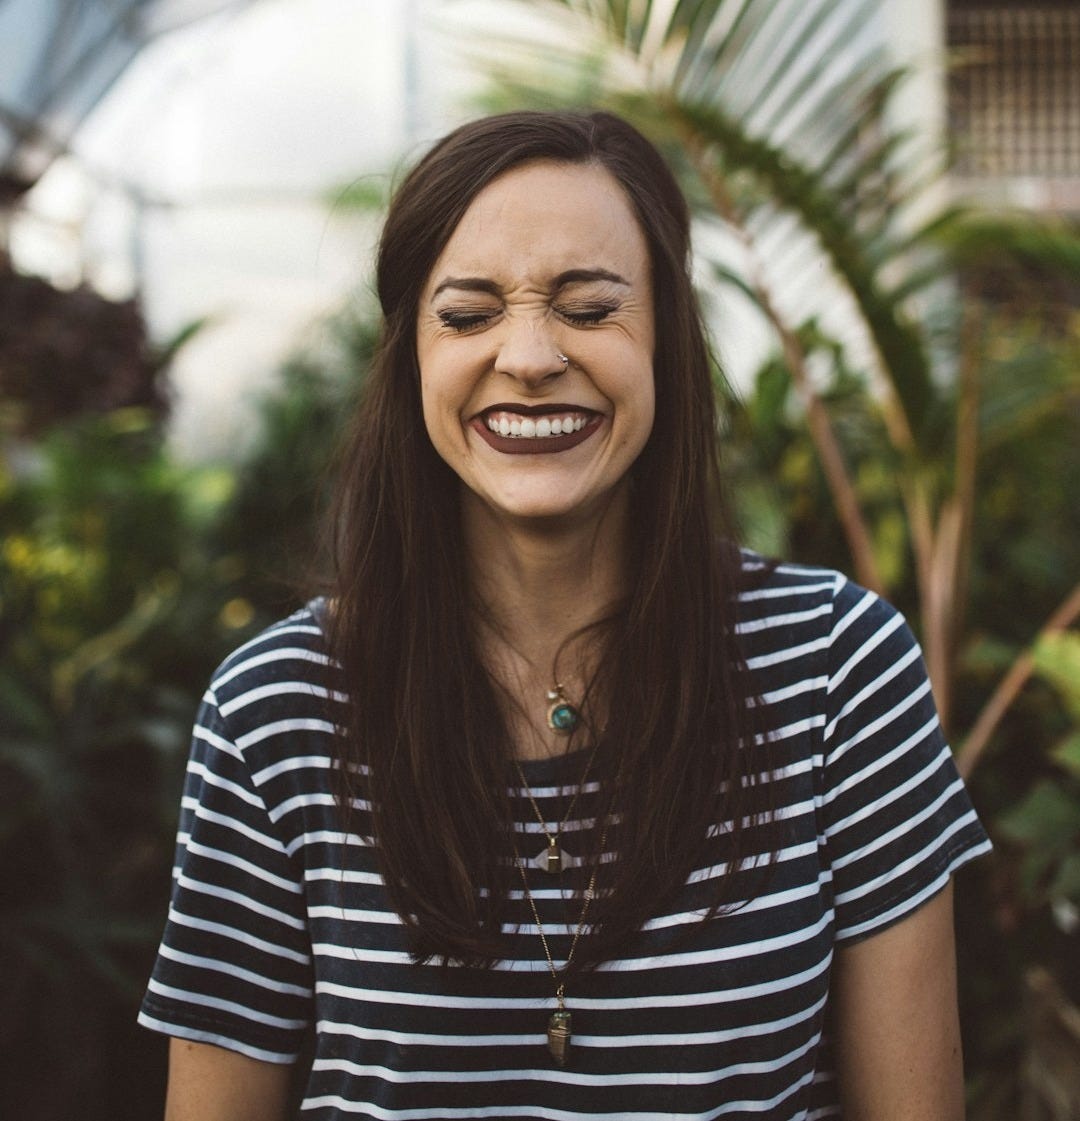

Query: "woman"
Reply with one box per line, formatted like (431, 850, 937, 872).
(140, 111, 990, 1119)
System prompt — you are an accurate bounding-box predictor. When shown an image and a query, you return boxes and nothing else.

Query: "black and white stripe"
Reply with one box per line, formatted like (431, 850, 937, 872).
(140, 557, 990, 1119)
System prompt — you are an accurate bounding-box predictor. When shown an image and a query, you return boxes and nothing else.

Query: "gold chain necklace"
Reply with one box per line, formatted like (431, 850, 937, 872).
(511, 734, 599, 874)
(514, 825, 607, 1066)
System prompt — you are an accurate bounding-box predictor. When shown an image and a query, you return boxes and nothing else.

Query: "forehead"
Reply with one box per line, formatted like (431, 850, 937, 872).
(424, 160, 650, 291)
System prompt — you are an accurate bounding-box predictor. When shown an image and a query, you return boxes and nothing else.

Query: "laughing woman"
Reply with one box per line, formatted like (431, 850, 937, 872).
(140, 111, 990, 1120)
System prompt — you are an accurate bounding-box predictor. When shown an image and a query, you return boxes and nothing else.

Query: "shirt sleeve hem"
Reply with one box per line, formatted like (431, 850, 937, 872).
(137, 1005, 302, 1065)
(834, 832, 992, 945)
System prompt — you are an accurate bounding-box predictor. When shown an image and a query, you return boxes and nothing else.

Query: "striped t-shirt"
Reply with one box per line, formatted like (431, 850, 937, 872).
(139, 558, 990, 1119)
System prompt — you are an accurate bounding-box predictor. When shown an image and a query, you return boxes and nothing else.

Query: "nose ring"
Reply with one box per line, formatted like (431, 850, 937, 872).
(556, 353, 569, 367)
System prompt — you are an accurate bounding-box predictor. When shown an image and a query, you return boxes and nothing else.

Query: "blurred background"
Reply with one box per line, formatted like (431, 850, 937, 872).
(1, 0, 1078, 1117)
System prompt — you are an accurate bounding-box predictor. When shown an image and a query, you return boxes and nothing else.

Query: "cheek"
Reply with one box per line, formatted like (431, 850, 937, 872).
(638, 388, 657, 451)
(627, 350, 656, 414)
(417, 363, 443, 440)
(417, 343, 445, 407)
(418, 363, 468, 458)
(630, 363, 657, 451)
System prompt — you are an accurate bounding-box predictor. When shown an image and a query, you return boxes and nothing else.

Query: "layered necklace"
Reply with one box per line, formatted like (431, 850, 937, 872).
(513, 824, 606, 1066)
(513, 682, 597, 874)
(511, 680, 607, 1065)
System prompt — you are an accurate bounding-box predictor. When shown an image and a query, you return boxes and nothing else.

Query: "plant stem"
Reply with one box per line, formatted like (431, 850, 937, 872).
(919, 305, 984, 732)
(957, 581, 1080, 778)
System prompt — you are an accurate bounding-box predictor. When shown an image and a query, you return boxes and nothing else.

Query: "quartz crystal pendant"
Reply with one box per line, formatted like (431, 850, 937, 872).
(531, 845, 580, 873)
(547, 1009, 572, 1065)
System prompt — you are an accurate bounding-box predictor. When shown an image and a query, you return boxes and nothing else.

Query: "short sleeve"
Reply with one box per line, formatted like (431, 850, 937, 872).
(138, 688, 313, 1062)
(820, 580, 991, 943)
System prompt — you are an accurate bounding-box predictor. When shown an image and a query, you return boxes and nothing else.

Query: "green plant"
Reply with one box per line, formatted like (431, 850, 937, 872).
(0, 410, 245, 1117)
(0, 298, 373, 1119)
(463, 1, 1080, 1111)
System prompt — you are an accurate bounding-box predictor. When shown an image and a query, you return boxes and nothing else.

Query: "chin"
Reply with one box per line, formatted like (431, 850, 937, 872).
(497, 502, 586, 526)
(461, 474, 631, 531)
(489, 487, 625, 530)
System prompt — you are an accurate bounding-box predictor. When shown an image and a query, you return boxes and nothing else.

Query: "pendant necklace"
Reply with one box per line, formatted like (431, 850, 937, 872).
(514, 824, 606, 1066)
(512, 683, 597, 874)
(545, 681, 580, 735)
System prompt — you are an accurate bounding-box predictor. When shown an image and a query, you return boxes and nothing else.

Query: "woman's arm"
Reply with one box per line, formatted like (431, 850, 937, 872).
(831, 881, 966, 1121)
(164, 1039, 293, 1121)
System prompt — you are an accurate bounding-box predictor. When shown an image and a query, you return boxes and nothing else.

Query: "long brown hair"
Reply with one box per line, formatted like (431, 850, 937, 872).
(328, 110, 773, 969)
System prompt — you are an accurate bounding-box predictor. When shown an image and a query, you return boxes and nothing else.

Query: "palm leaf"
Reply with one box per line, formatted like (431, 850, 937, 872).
(665, 97, 934, 440)
(469, 0, 939, 443)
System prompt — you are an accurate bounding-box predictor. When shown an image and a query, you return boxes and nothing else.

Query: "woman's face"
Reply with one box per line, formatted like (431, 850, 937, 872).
(415, 160, 655, 530)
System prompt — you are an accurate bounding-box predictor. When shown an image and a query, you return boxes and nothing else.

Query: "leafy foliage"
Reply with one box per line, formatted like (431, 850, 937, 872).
(0, 261, 170, 435)
(0, 297, 373, 1120)
(465, 0, 1080, 1111)
(0, 410, 236, 1118)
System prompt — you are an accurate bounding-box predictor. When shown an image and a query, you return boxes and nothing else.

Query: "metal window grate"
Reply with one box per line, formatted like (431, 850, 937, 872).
(947, 3, 1080, 177)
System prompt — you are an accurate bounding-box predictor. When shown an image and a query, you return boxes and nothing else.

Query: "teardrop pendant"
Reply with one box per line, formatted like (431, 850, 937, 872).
(547, 1009, 571, 1065)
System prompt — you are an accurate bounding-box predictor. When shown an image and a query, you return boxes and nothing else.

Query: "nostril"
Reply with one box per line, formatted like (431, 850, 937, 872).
(496, 363, 568, 386)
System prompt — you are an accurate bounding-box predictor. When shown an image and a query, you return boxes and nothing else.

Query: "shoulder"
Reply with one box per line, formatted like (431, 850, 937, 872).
(735, 550, 896, 645)
(736, 549, 845, 612)
(202, 599, 341, 759)
(192, 599, 341, 801)
(208, 598, 334, 710)
(733, 551, 922, 719)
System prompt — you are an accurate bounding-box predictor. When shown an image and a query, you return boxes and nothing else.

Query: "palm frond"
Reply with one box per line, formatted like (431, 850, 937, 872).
(667, 97, 933, 441)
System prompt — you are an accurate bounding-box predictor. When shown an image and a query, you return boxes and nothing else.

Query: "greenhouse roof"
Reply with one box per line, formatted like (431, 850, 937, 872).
(0, 0, 253, 204)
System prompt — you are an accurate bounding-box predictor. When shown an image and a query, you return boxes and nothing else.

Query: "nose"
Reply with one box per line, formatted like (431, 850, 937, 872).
(493, 321, 567, 390)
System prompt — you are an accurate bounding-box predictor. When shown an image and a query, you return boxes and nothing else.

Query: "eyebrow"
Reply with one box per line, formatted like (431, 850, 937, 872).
(430, 267, 630, 299)
(431, 277, 500, 299)
(553, 267, 630, 288)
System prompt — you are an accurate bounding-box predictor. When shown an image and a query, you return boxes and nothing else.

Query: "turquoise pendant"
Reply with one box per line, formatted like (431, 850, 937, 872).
(546, 686, 579, 734)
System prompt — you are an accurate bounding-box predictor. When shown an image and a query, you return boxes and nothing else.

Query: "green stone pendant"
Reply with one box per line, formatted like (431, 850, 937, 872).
(547, 1009, 572, 1065)
(546, 686, 580, 734)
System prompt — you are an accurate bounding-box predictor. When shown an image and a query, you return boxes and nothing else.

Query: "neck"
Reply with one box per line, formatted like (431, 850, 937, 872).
(464, 487, 632, 660)
(463, 485, 633, 758)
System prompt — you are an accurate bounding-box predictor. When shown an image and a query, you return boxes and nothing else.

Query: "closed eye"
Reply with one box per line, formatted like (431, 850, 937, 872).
(557, 303, 618, 326)
(437, 308, 498, 333)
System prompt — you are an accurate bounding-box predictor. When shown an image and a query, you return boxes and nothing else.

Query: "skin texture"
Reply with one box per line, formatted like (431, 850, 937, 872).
(163, 1038, 291, 1121)
(831, 883, 966, 1121)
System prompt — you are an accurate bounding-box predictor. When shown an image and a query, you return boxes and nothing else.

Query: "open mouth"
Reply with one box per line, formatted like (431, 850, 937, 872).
(472, 404, 602, 455)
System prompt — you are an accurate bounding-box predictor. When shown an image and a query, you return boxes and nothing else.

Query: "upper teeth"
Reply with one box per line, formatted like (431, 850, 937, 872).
(485, 412, 589, 438)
